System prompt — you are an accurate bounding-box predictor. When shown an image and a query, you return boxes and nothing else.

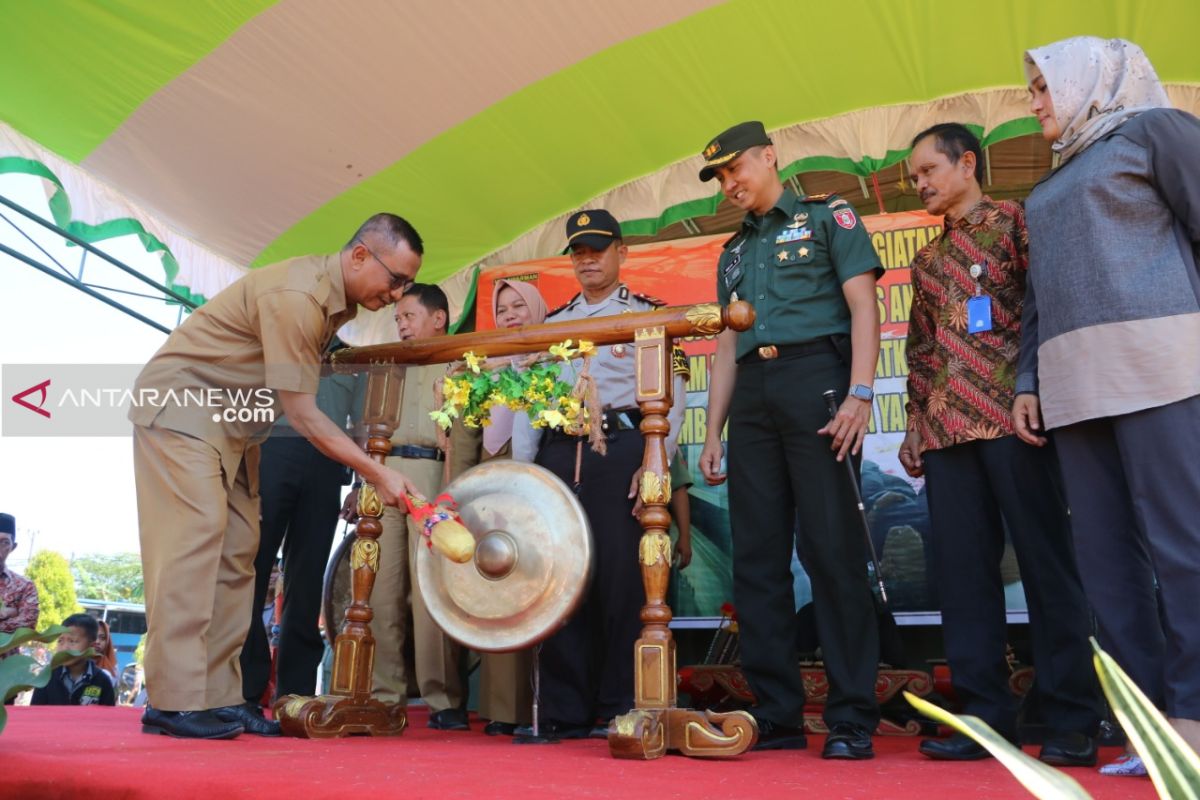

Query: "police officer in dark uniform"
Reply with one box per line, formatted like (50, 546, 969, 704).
(697, 122, 884, 759)
(512, 209, 687, 740)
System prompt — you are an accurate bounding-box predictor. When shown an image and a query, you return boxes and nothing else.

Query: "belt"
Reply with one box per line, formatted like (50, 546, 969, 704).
(389, 444, 444, 461)
(736, 339, 838, 365)
(544, 408, 643, 441)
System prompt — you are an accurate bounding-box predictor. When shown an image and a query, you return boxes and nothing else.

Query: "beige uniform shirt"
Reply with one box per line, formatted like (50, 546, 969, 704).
(129, 253, 356, 484)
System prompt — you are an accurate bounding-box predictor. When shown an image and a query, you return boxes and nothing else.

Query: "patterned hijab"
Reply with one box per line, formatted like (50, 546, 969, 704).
(484, 279, 548, 456)
(1024, 37, 1170, 163)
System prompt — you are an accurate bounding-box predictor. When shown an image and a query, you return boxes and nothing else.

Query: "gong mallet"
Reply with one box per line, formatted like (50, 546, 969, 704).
(822, 389, 889, 605)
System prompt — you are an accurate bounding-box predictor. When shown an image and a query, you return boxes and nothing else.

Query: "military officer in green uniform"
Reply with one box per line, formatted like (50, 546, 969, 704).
(697, 122, 883, 759)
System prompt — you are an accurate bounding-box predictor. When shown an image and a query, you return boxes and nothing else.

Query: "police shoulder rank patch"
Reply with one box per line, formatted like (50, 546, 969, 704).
(547, 293, 580, 317)
(833, 209, 858, 230)
(671, 346, 690, 379)
(633, 291, 666, 307)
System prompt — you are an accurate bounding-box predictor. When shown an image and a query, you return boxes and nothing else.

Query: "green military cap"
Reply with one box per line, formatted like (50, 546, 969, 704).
(699, 121, 772, 181)
(563, 208, 622, 253)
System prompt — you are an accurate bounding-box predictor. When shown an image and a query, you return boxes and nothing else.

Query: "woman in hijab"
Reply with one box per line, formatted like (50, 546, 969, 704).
(447, 277, 548, 736)
(1013, 37, 1200, 773)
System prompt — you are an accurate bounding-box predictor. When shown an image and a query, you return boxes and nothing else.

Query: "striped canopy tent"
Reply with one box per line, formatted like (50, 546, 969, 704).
(3, 0, 1199, 343)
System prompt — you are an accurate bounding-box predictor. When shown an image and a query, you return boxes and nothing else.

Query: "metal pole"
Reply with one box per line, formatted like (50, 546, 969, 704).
(822, 389, 889, 605)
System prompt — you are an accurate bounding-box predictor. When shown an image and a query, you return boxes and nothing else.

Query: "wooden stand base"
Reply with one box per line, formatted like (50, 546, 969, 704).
(274, 693, 407, 739)
(607, 708, 758, 760)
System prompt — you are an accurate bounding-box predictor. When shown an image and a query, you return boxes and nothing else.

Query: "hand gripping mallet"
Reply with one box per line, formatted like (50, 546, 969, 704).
(822, 389, 889, 606)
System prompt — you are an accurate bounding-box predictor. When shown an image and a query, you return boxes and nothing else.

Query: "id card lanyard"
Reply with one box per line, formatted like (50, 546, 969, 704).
(966, 263, 992, 334)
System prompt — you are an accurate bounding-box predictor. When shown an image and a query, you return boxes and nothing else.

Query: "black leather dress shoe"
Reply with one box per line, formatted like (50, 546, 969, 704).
(919, 732, 990, 761)
(589, 720, 612, 740)
(752, 719, 808, 751)
(1039, 732, 1098, 767)
(512, 720, 591, 741)
(213, 702, 281, 736)
(483, 720, 518, 736)
(428, 708, 470, 731)
(141, 707, 243, 740)
(822, 722, 874, 760)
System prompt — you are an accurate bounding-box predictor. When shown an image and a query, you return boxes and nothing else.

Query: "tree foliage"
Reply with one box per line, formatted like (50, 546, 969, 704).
(25, 551, 81, 631)
(71, 552, 144, 603)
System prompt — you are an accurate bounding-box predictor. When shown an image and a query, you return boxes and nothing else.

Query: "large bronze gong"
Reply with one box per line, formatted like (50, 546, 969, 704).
(323, 460, 591, 654)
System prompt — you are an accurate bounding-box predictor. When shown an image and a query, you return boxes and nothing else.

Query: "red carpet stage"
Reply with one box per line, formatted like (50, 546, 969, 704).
(0, 706, 1155, 800)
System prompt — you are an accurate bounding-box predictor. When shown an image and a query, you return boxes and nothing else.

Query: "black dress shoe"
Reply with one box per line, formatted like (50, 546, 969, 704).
(512, 720, 591, 741)
(483, 720, 519, 736)
(141, 707, 243, 740)
(919, 732, 990, 761)
(822, 722, 874, 760)
(213, 702, 281, 736)
(589, 720, 612, 740)
(1039, 732, 1098, 767)
(428, 708, 470, 731)
(752, 719, 808, 751)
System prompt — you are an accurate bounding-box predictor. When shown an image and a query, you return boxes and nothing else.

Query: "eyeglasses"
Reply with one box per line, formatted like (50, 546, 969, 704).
(358, 239, 414, 293)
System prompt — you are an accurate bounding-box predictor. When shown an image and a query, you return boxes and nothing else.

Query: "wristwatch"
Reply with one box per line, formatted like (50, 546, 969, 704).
(848, 383, 874, 402)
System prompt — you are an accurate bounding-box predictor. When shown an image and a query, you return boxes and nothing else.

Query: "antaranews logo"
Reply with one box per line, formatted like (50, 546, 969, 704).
(11, 379, 51, 419)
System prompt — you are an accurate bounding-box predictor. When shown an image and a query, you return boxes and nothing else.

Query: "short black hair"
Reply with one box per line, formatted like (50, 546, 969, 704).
(911, 123, 984, 185)
(63, 613, 99, 644)
(400, 283, 450, 329)
(346, 213, 425, 256)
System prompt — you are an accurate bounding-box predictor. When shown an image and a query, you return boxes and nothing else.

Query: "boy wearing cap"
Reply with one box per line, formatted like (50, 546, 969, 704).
(0, 513, 39, 660)
(697, 122, 884, 759)
(512, 210, 687, 740)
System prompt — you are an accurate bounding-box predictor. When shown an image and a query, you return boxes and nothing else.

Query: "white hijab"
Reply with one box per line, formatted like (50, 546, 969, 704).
(1024, 37, 1170, 163)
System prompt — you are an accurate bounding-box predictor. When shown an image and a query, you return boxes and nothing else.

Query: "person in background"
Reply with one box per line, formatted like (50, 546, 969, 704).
(93, 619, 119, 687)
(0, 513, 39, 660)
(448, 277, 549, 736)
(31, 614, 116, 706)
(901, 122, 1101, 766)
(1016, 36, 1200, 773)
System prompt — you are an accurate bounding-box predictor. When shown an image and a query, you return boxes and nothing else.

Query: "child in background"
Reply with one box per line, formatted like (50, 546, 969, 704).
(31, 613, 116, 706)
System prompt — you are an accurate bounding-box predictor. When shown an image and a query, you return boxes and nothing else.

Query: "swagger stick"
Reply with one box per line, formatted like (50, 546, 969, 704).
(822, 389, 889, 605)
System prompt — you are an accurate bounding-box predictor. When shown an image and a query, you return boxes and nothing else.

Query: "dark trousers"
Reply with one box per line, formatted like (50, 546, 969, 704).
(922, 436, 1101, 737)
(727, 351, 880, 729)
(240, 434, 346, 703)
(1053, 393, 1200, 720)
(535, 428, 645, 724)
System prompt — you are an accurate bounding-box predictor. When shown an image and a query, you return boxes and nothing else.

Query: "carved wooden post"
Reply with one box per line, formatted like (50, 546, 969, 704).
(275, 364, 408, 738)
(609, 304, 758, 759)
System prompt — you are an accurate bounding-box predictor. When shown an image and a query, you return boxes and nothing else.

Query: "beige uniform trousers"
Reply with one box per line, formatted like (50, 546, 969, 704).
(349, 455, 463, 709)
(134, 425, 259, 711)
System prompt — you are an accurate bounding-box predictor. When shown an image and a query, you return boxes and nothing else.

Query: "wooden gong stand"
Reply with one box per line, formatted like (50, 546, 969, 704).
(278, 301, 758, 757)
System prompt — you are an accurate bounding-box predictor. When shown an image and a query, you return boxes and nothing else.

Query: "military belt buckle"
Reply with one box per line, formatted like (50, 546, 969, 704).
(758, 345, 779, 360)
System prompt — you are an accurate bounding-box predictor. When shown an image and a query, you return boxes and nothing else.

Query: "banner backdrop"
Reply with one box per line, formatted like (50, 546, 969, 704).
(477, 210, 1028, 619)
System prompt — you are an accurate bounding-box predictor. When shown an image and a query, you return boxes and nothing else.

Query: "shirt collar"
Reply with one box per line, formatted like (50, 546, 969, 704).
(744, 188, 797, 229)
(322, 253, 348, 316)
(945, 195, 996, 231)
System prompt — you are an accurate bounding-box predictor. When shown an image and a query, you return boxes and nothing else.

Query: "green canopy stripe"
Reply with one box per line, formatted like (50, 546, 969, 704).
(0, 0, 277, 162)
(256, 0, 1200, 284)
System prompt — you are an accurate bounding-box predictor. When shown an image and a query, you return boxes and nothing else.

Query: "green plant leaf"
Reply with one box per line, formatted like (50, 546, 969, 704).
(904, 692, 1092, 799)
(1091, 638, 1200, 800)
(0, 624, 68, 652)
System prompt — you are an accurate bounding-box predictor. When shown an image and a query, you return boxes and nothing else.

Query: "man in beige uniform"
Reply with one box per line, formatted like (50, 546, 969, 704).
(130, 213, 424, 740)
(342, 283, 467, 728)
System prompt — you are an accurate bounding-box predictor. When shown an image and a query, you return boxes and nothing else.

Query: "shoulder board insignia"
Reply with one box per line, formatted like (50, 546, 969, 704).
(632, 291, 666, 307)
(671, 346, 690, 379)
(546, 293, 580, 317)
(802, 192, 831, 203)
(618, 286, 630, 301)
(722, 230, 747, 251)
